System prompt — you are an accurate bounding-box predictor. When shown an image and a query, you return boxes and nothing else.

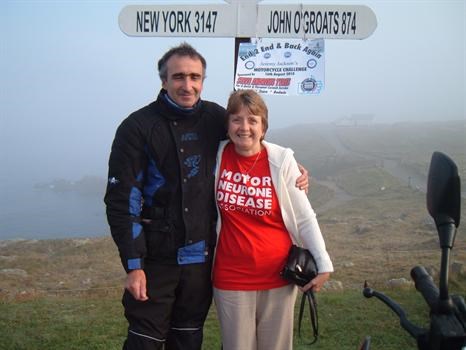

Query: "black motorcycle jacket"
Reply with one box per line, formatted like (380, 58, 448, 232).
(104, 90, 226, 272)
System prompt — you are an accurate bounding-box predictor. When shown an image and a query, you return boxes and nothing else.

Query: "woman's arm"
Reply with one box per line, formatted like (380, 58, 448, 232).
(282, 153, 334, 274)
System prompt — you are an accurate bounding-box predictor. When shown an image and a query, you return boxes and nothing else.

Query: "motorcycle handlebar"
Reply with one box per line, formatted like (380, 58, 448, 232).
(411, 266, 439, 311)
(363, 286, 426, 338)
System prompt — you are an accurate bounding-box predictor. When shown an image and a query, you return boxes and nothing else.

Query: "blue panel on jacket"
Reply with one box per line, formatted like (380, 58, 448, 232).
(177, 241, 207, 265)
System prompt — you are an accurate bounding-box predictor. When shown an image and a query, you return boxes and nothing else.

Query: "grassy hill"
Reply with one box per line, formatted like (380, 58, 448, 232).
(268, 120, 466, 189)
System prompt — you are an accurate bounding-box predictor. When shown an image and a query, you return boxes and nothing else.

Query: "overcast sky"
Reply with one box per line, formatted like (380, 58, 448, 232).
(1, 0, 465, 184)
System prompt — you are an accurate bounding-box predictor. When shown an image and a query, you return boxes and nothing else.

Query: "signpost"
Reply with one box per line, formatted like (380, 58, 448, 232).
(118, 1, 377, 94)
(119, 2, 377, 40)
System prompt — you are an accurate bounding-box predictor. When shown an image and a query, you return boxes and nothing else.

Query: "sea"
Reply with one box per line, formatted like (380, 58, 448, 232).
(0, 182, 109, 240)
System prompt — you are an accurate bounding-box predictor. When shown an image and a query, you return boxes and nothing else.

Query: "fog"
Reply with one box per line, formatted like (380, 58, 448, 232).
(0, 0, 465, 238)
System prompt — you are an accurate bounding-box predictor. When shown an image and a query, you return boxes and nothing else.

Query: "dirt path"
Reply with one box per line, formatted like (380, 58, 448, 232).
(314, 179, 354, 213)
(311, 125, 432, 213)
(318, 126, 428, 192)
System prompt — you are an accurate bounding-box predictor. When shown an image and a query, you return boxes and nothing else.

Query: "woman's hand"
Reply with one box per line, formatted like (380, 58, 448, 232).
(300, 272, 330, 293)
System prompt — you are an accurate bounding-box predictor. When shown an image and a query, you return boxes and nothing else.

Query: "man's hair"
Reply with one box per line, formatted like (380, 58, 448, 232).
(158, 42, 207, 81)
(226, 89, 269, 139)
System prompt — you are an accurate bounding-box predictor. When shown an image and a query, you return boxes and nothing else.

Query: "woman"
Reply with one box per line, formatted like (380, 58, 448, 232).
(213, 90, 334, 350)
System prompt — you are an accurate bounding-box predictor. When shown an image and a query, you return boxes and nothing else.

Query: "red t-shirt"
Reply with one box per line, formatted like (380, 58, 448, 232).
(213, 143, 292, 290)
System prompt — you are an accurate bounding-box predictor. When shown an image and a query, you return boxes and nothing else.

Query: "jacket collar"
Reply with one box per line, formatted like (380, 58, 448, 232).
(157, 89, 202, 120)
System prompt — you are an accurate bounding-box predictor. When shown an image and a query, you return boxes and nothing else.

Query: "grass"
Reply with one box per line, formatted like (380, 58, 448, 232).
(1, 297, 125, 349)
(3, 287, 464, 350)
(335, 166, 402, 197)
(294, 290, 427, 350)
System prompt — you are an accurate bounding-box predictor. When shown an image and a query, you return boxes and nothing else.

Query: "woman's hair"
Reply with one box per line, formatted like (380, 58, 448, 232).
(226, 89, 269, 138)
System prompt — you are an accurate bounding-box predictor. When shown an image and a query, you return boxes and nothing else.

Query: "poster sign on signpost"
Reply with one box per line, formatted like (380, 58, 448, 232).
(235, 39, 325, 96)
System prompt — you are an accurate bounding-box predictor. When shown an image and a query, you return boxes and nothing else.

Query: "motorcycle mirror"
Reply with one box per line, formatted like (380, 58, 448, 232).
(426, 151, 461, 248)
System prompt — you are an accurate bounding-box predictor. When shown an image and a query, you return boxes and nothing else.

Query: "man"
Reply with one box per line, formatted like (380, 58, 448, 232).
(104, 42, 308, 350)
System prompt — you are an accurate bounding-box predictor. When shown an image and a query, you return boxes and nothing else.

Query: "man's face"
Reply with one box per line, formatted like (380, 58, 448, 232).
(162, 55, 204, 108)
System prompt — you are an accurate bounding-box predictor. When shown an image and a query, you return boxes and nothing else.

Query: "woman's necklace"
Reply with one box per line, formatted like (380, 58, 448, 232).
(243, 150, 262, 177)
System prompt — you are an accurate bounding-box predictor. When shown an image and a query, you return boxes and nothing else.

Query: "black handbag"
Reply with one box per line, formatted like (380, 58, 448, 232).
(281, 245, 318, 286)
(281, 244, 319, 345)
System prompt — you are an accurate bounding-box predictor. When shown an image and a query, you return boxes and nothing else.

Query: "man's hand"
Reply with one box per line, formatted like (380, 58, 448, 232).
(300, 272, 330, 293)
(125, 269, 148, 301)
(296, 163, 310, 193)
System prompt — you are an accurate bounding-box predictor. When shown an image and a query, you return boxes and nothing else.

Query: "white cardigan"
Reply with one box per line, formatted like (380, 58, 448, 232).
(214, 140, 334, 273)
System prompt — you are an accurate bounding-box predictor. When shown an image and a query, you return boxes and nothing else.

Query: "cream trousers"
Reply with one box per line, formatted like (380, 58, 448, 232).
(213, 284, 298, 350)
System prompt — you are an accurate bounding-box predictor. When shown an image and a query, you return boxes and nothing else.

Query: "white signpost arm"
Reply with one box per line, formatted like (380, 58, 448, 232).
(119, 1, 377, 40)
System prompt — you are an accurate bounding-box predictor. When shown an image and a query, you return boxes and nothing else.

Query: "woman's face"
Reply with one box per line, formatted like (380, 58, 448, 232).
(227, 105, 265, 156)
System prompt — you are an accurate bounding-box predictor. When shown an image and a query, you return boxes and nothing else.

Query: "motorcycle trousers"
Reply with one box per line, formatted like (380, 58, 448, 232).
(122, 260, 213, 350)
